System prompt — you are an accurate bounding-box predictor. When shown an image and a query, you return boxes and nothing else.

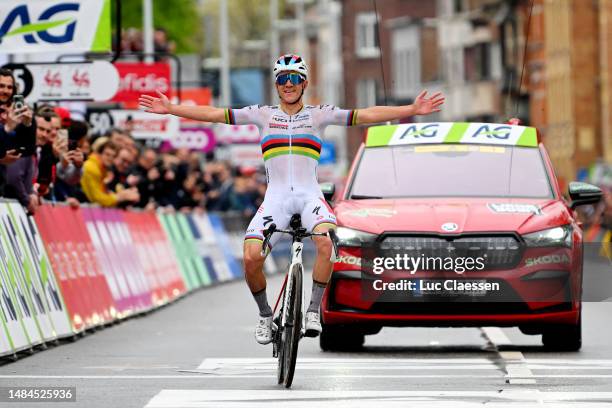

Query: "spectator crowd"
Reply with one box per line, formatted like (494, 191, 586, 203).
(0, 67, 266, 217)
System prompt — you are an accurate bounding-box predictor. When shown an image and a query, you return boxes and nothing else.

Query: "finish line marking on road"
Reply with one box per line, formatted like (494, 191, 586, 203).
(143, 389, 612, 408)
(3, 374, 612, 379)
(197, 357, 501, 372)
(195, 357, 612, 373)
(481, 327, 536, 385)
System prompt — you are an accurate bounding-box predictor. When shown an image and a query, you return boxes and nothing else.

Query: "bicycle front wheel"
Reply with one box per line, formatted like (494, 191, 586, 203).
(280, 263, 303, 388)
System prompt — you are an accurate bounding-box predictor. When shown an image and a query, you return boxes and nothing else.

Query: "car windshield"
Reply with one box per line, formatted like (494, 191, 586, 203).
(349, 144, 553, 198)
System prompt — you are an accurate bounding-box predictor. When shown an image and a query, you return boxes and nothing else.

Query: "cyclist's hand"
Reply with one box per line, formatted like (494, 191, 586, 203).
(412, 90, 445, 115)
(139, 90, 171, 114)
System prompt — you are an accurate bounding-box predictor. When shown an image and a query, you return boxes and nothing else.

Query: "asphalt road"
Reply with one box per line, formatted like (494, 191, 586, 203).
(0, 253, 611, 408)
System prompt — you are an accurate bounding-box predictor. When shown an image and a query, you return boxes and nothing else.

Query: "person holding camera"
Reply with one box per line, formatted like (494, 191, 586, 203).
(4, 107, 43, 214)
(0, 69, 36, 211)
(54, 120, 87, 202)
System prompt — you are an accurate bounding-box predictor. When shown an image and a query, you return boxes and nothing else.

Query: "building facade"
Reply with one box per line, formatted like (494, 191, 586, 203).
(518, 0, 612, 185)
(340, 0, 438, 159)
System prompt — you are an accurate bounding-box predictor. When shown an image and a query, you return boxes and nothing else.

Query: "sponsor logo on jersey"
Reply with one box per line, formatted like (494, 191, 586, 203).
(294, 123, 313, 130)
(269, 123, 289, 129)
(294, 114, 310, 121)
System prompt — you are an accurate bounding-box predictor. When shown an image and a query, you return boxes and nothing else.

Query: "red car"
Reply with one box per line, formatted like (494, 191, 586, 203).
(320, 122, 603, 352)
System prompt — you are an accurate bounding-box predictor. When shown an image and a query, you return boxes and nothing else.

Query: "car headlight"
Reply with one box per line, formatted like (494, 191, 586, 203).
(522, 225, 573, 248)
(335, 227, 377, 247)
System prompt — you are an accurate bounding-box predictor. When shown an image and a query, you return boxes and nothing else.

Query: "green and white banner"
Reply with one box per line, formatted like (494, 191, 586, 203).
(0, 0, 111, 54)
(366, 122, 539, 148)
(0, 203, 43, 351)
(8, 203, 72, 339)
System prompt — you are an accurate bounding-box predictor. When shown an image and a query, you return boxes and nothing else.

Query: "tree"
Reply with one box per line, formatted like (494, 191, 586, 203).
(113, 0, 202, 54)
(201, 0, 288, 65)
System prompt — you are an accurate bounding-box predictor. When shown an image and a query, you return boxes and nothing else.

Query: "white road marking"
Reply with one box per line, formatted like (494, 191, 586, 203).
(2, 374, 612, 380)
(481, 327, 513, 346)
(197, 357, 612, 367)
(481, 327, 537, 385)
(195, 357, 612, 376)
(144, 389, 612, 408)
(197, 357, 501, 371)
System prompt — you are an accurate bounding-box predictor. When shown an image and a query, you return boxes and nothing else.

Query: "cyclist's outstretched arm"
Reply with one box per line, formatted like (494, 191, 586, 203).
(139, 90, 226, 123)
(356, 90, 445, 125)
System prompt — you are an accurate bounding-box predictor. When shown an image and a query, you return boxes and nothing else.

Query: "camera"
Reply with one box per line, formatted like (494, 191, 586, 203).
(13, 94, 24, 110)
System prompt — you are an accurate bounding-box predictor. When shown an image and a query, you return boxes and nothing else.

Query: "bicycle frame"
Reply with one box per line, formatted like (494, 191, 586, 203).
(280, 240, 306, 333)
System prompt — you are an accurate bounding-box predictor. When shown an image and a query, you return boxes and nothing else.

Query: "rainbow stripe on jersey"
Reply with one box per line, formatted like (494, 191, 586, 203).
(261, 133, 322, 161)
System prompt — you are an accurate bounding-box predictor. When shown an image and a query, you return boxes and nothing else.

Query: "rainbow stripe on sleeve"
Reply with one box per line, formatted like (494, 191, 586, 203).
(347, 110, 358, 126)
(224, 109, 236, 125)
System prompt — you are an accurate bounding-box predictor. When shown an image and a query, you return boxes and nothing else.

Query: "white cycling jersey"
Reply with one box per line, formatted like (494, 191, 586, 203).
(225, 104, 358, 196)
(224, 104, 358, 244)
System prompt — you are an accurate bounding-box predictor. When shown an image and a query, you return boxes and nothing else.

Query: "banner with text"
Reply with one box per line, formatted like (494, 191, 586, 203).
(0, 0, 111, 54)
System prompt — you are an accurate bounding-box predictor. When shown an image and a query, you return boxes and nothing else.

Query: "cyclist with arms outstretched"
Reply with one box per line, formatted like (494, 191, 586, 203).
(139, 54, 445, 344)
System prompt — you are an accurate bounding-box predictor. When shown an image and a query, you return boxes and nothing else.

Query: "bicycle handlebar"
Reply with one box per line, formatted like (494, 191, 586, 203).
(260, 223, 339, 261)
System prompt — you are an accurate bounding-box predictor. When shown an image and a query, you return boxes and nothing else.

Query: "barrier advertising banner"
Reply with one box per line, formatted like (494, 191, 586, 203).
(8, 203, 57, 341)
(0, 204, 28, 355)
(19, 211, 72, 338)
(90, 208, 138, 316)
(142, 212, 185, 298)
(82, 208, 129, 316)
(0, 0, 111, 54)
(157, 213, 197, 290)
(206, 214, 243, 279)
(122, 212, 166, 307)
(107, 210, 152, 311)
(65, 207, 115, 325)
(1, 199, 246, 362)
(0, 202, 44, 348)
(35, 205, 86, 332)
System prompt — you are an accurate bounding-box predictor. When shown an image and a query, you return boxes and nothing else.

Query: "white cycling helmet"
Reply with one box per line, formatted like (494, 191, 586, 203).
(273, 54, 308, 79)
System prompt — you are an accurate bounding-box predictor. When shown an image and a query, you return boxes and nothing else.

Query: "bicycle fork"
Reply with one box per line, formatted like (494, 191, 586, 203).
(281, 241, 304, 329)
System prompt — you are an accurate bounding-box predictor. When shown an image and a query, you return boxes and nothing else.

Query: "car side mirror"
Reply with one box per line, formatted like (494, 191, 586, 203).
(320, 182, 335, 203)
(568, 181, 603, 209)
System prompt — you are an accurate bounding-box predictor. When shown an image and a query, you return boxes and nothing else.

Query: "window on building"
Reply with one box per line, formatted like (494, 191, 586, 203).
(442, 47, 464, 84)
(355, 12, 380, 58)
(356, 79, 379, 108)
(454, 0, 464, 13)
(392, 25, 421, 99)
(464, 43, 492, 81)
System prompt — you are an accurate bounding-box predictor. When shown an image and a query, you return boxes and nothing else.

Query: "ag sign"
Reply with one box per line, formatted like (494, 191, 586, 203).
(4, 61, 119, 102)
(0, 0, 111, 53)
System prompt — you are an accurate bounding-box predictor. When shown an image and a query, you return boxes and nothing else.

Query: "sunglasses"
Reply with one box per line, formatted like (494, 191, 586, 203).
(276, 73, 305, 86)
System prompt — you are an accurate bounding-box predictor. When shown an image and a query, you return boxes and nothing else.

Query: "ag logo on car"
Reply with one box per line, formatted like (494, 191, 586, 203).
(441, 222, 458, 232)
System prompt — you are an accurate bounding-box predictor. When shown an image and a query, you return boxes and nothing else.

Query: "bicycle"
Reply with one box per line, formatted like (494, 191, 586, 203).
(261, 214, 338, 388)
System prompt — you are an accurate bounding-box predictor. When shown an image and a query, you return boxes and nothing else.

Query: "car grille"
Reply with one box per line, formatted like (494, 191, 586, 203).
(380, 235, 523, 270)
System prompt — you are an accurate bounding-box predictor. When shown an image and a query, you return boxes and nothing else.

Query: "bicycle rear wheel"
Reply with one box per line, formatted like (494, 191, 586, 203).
(279, 263, 302, 388)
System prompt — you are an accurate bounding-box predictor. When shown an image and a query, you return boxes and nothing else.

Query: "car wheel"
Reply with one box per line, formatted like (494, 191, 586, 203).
(542, 314, 582, 351)
(320, 324, 365, 352)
